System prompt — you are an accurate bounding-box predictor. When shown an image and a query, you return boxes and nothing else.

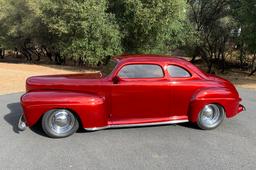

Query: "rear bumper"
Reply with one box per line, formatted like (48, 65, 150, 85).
(238, 104, 246, 113)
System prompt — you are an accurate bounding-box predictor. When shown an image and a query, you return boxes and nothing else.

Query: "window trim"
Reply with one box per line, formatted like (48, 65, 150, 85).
(117, 63, 165, 79)
(166, 64, 192, 78)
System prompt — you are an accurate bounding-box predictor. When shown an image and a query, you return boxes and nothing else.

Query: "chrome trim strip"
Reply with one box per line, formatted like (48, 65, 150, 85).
(109, 120, 189, 128)
(85, 126, 109, 131)
(84, 119, 188, 131)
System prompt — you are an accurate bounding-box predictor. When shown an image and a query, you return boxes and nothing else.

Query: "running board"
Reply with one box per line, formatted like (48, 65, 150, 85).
(85, 119, 189, 131)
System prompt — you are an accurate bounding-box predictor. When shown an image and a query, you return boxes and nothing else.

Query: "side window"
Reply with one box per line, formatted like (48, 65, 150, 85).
(118, 64, 164, 78)
(167, 65, 191, 78)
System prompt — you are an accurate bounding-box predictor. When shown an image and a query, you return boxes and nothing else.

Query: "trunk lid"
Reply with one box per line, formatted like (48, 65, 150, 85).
(207, 74, 239, 96)
(26, 72, 102, 92)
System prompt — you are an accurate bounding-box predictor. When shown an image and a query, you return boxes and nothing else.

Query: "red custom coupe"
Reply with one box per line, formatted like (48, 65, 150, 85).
(18, 55, 245, 138)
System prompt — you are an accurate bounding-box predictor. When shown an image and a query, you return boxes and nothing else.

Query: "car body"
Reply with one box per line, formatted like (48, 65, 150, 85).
(19, 54, 245, 138)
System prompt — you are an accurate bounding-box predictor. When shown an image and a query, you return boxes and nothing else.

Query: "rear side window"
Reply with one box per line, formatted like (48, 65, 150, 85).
(118, 64, 164, 78)
(167, 65, 191, 78)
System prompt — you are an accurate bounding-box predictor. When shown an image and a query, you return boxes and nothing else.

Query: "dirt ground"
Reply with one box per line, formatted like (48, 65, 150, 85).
(0, 62, 82, 94)
(0, 62, 256, 95)
(219, 70, 256, 90)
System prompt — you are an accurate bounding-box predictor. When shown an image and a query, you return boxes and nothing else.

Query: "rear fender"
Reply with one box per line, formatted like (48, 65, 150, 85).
(21, 91, 107, 128)
(189, 87, 240, 122)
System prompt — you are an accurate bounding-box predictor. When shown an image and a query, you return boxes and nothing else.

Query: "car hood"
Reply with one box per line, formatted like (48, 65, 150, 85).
(26, 72, 103, 92)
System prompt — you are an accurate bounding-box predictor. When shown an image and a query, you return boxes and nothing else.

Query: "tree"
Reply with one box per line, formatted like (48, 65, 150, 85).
(0, 0, 122, 65)
(231, 0, 256, 75)
(187, 0, 235, 73)
(40, 0, 122, 66)
(0, 0, 47, 61)
(109, 0, 187, 54)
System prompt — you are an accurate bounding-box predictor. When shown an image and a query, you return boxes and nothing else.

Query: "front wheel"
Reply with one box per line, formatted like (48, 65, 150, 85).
(197, 104, 225, 130)
(42, 109, 79, 138)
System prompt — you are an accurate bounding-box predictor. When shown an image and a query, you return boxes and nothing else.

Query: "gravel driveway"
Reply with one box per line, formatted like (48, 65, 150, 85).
(0, 88, 255, 170)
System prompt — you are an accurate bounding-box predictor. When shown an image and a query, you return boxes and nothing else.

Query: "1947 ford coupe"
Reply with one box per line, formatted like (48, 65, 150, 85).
(18, 55, 245, 138)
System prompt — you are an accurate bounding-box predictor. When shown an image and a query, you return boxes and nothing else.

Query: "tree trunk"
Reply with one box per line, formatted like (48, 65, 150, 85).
(78, 57, 83, 67)
(33, 48, 41, 62)
(22, 41, 32, 61)
(54, 51, 64, 65)
(36, 52, 41, 61)
(220, 52, 225, 73)
(249, 68, 256, 76)
(28, 47, 40, 62)
(206, 58, 213, 73)
(3, 48, 5, 58)
(63, 56, 66, 65)
(192, 46, 214, 73)
(47, 48, 53, 61)
(20, 49, 29, 61)
(250, 54, 256, 71)
(249, 54, 256, 76)
(0, 48, 4, 59)
(239, 46, 245, 69)
(190, 55, 197, 63)
(14, 48, 19, 58)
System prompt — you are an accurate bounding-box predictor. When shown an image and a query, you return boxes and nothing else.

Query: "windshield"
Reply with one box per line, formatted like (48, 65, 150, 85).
(100, 59, 118, 77)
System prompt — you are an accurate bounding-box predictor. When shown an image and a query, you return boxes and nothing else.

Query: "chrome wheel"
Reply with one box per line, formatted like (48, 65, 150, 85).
(42, 109, 79, 138)
(49, 110, 76, 134)
(197, 104, 224, 129)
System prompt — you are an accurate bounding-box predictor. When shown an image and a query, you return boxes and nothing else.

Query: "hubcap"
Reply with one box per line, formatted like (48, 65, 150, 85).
(200, 104, 221, 127)
(49, 110, 75, 134)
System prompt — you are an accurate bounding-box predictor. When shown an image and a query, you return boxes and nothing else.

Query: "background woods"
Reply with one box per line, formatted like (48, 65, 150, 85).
(0, 0, 255, 75)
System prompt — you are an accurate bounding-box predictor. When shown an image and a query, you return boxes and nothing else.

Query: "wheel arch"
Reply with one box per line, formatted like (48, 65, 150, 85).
(188, 87, 240, 122)
(21, 91, 108, 128)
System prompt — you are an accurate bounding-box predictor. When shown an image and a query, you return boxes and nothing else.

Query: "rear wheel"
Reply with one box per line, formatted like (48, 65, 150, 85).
(42, 109, 79, 138)
(197, 104, 225, 130)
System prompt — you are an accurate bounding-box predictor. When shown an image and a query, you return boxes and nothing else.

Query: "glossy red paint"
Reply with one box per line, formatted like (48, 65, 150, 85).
(20, 54, 244, 129)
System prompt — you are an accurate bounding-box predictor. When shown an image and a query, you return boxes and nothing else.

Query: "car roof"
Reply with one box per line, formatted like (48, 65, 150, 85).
(112, 54, 208, 79)
(113, 54, 190, 64)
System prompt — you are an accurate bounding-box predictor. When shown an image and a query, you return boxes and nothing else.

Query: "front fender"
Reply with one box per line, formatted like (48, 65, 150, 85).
(21, 91, 107, 128)
(189, 87, 240, 122)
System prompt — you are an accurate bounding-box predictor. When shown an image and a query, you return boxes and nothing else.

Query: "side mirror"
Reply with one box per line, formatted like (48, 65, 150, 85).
(112, 76, 121, 84)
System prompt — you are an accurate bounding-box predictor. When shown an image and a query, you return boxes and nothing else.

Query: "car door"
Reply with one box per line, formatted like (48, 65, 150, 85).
(166, 64, 201, 118)
(110, 64, 172, 124)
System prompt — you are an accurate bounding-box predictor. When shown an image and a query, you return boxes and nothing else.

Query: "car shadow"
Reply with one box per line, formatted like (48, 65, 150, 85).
(178, 122, 201, 130)
(78, 123, 200, 133)
(4, 102, 48, 137)
(4, 102, 22, 133)
(30, 122, 48, 137)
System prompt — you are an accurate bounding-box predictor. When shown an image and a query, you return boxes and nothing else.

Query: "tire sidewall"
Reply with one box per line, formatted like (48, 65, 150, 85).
(197, 105, 225, 130)
(42, 109, 79, 138)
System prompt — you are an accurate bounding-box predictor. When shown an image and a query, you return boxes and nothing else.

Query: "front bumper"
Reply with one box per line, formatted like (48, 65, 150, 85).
(18, 114, 27, 131)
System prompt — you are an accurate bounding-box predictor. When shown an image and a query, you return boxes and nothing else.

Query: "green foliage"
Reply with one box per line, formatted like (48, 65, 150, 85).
(0, 0, 255, 69)
(186, 0, 240, 73)
(233, 0, 256, 53)
(40, 0, 122, 65)
(110, 0, 187, 54)
(188, 0, 233, 46)
(0, 0, 122, 65)
(0, 0, 43, 47)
